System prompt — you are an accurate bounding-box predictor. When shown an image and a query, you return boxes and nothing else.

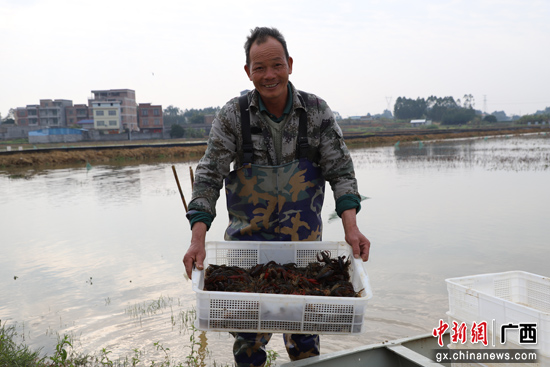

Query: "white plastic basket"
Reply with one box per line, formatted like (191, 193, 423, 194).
(191, 241, 372, 334)
(445, 271, 550, 357)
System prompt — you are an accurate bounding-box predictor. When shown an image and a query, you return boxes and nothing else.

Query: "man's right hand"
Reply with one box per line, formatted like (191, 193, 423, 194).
(183, 222, 207, 279)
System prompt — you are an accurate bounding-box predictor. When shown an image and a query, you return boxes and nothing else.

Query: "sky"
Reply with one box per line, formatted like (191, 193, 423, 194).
(1, 0, 549, 119)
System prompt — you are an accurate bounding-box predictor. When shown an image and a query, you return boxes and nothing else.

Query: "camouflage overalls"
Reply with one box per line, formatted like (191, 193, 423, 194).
(188, 83, 359, 366)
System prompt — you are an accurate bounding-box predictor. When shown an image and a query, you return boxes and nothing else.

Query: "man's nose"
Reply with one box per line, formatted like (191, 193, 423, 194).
(265, 66, 276, 78)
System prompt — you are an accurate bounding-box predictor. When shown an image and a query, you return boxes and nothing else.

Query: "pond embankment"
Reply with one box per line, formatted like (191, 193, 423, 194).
(1, 126, 548, 169)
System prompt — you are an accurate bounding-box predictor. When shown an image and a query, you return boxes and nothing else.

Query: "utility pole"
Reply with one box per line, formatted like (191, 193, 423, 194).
(385, 96, 393, 112)
(483, 95, 487, 116)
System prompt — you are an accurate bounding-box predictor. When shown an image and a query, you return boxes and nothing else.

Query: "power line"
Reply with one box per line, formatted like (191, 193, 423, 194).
(488, 100, 550, 106)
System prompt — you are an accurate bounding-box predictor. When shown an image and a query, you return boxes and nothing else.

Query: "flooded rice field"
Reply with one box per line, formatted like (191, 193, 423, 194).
(0, 133, 549, 365)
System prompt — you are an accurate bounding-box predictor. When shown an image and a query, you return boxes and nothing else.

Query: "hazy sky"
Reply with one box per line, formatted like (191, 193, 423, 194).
(1, 0, 549, 119)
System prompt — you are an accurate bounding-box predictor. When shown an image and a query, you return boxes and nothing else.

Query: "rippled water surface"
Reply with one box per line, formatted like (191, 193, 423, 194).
(1, 134, 549, 365)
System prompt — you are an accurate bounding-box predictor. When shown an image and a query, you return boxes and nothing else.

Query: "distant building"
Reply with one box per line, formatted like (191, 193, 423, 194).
(89, 89, 138, 132)
(410, 119, 432, 127)
(15, 105, 37, 126)
(76, 119, 94, 129)
(15, 89, 157, 134)
(204, 114, 215, 125)
(91, 100, 123, 133)
(15, 99, 73, 127)
(138, 103, 163, 133)
(65, 104, 91, 126)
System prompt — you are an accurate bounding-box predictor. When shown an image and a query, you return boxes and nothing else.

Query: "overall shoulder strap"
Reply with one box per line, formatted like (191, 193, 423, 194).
(239, 94, 253, 164)
(296, 91, 309, 160)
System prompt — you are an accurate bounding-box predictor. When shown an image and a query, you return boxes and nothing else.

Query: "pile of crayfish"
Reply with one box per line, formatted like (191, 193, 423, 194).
(203, 251, 362, 297)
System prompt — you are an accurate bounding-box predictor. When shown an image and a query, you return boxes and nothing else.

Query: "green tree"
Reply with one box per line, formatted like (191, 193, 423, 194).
(189, 114, 205, 124)
(183, 106, 219, 118)
(163, 105, 186, 126)
(183, 106, 220, 124)
(462, 94, 475, 109)
(170, 124, 185, 138)
(483, 115, 497, 123)
(1, 108, 15, 124)
(164, 105, 182, 116)
(426, 96, 458, 122)
(490, 111, 509, 122)
(517, 113, 550, 125)
(394, 97, 427, 120)
(185, 128, 207, 138)
(2, 118, 15, 124)
(441, 107, 476, 125)
(535, 107, 550, 115)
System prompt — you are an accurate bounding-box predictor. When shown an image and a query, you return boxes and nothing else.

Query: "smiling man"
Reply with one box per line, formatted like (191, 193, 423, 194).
(245, 35, 293, 118)
(183, 27, 370, 367)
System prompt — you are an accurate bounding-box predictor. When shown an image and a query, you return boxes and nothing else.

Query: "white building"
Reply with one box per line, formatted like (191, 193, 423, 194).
(410, 119, 432, 127)
(92, 101, 122, 132)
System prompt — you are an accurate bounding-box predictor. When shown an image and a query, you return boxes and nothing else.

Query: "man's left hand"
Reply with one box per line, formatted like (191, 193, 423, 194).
(341, 209, 370, 261)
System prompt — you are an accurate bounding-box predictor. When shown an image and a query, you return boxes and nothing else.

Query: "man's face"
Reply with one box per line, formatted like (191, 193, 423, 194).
(245, 36, 293, 105)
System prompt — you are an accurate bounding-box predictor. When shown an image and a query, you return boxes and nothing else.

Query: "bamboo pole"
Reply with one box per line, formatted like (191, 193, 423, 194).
(189, 166, 195, 189)
(172, 165, 188, 212)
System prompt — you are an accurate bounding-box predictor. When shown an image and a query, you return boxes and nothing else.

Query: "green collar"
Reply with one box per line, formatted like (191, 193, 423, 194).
(258, 84, 293, 123)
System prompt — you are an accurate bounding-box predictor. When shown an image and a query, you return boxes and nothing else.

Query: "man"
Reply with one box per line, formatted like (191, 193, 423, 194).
(183, 27, 370, 366)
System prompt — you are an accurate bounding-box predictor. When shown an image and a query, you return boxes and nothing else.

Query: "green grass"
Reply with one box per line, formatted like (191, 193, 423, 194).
(0, 319, 234, 367)
(1, 295, 280, 366)
(0, 139, 28, 145)
(0, 320, 45, 366)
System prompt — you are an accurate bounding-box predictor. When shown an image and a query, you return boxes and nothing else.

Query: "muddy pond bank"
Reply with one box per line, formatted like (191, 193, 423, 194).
(1, 126, 548, 169)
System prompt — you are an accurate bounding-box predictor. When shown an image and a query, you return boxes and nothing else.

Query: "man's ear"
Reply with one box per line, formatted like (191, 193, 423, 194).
(244, 64, 251, 80)
(288, 57, 293, 75)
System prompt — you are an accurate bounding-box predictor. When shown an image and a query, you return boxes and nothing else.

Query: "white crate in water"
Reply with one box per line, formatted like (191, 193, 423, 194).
(446, 271, 550, 357)
(191, 241, 372, 334)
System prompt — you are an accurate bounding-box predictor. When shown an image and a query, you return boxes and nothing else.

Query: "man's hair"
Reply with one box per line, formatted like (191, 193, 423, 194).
(244, 27, 290, 66)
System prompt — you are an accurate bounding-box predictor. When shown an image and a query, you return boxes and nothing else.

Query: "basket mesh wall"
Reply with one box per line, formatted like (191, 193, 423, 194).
(260, 321, 302, 331)
(303, 303, 356, 332)
(224, 249, 258, 268)
(494, 278, 512, 300)
(527, 279, 550, 313)
(304, 322, 352, 333)
(208, 299, 260, 330)
(209, 319, 259, 330)
(295, 249, 319, 267)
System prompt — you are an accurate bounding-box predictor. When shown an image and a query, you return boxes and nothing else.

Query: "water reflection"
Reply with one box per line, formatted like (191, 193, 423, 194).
(0, 134, 549, 365)
(394, 141, 462, 158)
(365, 134, 550, 172)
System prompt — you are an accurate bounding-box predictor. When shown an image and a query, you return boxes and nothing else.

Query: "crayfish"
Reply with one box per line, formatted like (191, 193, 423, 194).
(203, 251, 360, 297)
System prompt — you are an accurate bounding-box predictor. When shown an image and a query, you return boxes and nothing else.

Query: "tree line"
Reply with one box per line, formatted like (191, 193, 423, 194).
(164, 105, 221, 138)
(516, 108, 550, 124)
(163, 105, 220, 125)
(394, 95, 478, 125)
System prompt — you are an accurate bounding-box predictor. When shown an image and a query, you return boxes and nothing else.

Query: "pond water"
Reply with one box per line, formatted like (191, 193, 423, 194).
(1, 133, 549, 365)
